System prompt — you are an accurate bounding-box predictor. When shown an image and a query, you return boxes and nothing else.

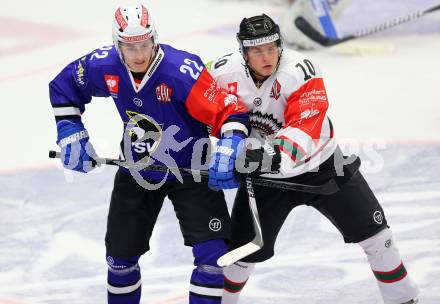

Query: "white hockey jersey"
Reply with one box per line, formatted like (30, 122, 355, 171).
(207, 49, 337, 178)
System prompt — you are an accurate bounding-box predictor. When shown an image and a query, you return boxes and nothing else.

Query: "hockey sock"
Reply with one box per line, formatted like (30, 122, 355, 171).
(106, 255, 142, 304)
(359, 228, 419, 304)
(189, 239, 228, 304)
(221, 261, 255, 304)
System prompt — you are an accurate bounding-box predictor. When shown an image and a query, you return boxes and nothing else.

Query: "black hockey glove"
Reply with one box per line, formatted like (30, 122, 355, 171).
(235, 142, 281, 181)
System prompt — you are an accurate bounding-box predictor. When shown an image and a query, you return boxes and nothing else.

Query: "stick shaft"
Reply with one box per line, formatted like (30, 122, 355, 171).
(48, 150, 339, 194)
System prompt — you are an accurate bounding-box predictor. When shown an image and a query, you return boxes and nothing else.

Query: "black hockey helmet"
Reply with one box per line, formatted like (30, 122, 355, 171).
(237, 14, 283, 55)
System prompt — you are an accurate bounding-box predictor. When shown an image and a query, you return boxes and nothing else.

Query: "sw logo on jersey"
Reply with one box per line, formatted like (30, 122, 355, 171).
(105, 75, 119, 98)
(155, 83, 173, 102)
(270, 79, 281, 100)
(124, 111, 163, 162)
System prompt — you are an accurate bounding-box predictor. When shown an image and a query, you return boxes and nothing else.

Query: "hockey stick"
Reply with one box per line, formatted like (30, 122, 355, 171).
(217, 178, 263, 267)
(49, 150, 339, 194)
(295, 4, 440, 47)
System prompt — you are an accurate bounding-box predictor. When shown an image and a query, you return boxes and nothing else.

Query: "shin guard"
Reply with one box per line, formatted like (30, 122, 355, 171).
(359, 229, 419, 304)
(222, 261, 255, 304)
(189, 239, 228, 304)
(106, 255, 142, 304)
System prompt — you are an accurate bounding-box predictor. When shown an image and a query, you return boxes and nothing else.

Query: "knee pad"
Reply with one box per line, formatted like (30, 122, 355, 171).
(107, 255, 141, 304)
(190, 239, 227, 302)
(358, 228, 405, 281)
(358, 230, 419, 302)
(359, 228, 397, 259)
(193, 238, 228, 267)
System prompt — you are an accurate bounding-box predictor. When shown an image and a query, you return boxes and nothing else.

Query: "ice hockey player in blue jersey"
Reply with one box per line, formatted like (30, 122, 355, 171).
(49, 4, 249, 304)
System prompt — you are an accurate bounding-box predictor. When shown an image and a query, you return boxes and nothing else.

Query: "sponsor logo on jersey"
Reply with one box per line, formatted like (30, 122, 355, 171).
(209, 218, 222, 231)
(270, 79, 281, 100)
(373, 210, 383, 224)
(227, 82, 238, 94)
(133, 97, 143, 107)
(224, 94, 238, 110)
(73, 56, 88, 88)
(105, 75, 120, 98)
(155, 83, 173, 102)
(203, 79, 220, 102)
(300, 109, 320, 120)
(253, 97, 262, 107)
(299, 89, 327, 104)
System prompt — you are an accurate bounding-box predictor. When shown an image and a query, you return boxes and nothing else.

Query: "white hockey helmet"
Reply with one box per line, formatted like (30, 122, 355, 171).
(112, 4, 158, 47)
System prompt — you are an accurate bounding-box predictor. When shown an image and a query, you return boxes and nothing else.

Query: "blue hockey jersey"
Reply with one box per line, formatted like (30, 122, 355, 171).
(49, 44, 248, 181)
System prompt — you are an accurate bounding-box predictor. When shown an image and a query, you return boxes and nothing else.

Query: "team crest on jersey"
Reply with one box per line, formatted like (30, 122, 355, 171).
(124, 111, 163, 163)
(249, 111, 283, 136)
(270, 79, 281, 100)
(227, 82, 238, 94)
(105, 75, 120, 98)
(155, 83, 173, 102)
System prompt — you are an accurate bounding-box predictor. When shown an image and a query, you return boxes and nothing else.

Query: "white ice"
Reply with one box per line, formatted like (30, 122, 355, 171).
(0, 0, 439, 303)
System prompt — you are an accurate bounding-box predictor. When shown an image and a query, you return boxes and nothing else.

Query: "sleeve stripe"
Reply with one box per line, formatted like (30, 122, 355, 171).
(274, 136, 307, 162)
(278, 135, 307, 155)
(53, 107, 81, 117)
(220, 122, 249, 136)
(278, 144, 298, 162)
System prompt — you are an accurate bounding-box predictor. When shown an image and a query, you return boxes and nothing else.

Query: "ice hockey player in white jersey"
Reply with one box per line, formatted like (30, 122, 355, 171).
(280, 0, 351, 49)
(206, 14, 419, 304)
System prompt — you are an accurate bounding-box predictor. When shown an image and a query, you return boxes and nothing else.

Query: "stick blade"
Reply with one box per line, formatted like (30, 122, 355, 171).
(217, 242, 261, 267)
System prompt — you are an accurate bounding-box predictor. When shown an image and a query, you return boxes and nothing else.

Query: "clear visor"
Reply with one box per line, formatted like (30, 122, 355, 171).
(119, 40, 154, 56)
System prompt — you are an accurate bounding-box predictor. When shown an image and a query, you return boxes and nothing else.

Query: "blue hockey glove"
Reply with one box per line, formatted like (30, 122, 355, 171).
(56, 120, 97, 173)
(208, 133, 245, 190)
